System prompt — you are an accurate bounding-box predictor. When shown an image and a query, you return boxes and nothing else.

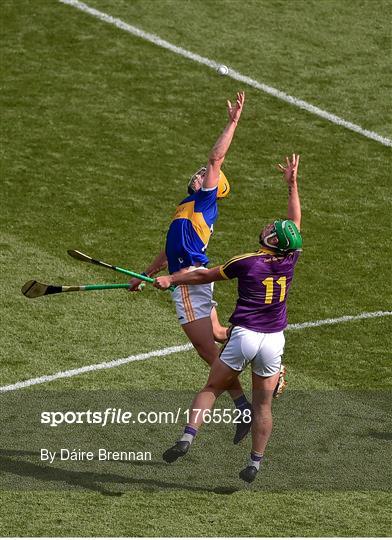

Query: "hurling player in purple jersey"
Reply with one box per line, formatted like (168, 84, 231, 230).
(154, 154, 302, 483)
(129, 92, 253, 444)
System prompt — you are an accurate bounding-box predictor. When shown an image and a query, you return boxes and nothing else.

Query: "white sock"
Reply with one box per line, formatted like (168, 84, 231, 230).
(249, 451, 263, 470)
(179, 425, 197, 444)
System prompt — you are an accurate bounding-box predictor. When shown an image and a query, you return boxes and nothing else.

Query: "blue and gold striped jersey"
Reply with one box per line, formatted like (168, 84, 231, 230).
(165, 187, 218, 273)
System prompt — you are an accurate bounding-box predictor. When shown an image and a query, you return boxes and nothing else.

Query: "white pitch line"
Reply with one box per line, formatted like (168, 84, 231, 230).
(287, 310, 392, 330)
(0, 310, 390, 394)
(58, 0, 392, 148)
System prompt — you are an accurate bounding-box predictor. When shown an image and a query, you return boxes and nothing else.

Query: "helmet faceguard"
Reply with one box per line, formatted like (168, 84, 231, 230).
(261, 220, 302, 252)
(188, 166, 207, 195)
(187, 167, 231, 198)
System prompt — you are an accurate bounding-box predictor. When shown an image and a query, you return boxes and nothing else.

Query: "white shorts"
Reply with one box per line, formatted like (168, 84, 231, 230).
(220, 326, 285, 377)
(171, 268, 217, 325)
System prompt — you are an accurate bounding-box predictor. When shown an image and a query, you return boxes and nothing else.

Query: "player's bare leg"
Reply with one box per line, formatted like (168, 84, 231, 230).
(239, 370, 279, 483)
(163, 359, 251, 463)
(188, 359, 239, 426)
(181, 317, 218, 364)
(181, 317, 244, 400)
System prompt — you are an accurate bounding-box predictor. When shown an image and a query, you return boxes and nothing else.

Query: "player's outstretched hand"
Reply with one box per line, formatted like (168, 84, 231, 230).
(227, 91, 245, 124)
(277, 154, 300, 186)
(128, 277, 144, 292)
(154, 276, 172, 290)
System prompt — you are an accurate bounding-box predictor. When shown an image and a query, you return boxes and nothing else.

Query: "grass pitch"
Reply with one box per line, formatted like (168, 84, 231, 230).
(1, 0, 391, 536)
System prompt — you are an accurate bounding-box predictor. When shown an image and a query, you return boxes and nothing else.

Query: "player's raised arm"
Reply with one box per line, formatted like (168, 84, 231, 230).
(277, 154, 301, 230)
(202, 91, 245, 190)
(154, 266, 223, 290)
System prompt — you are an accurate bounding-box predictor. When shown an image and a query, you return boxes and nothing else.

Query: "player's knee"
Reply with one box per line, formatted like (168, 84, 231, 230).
(193, 343, 219, 365)
(203, 381, 224, 398)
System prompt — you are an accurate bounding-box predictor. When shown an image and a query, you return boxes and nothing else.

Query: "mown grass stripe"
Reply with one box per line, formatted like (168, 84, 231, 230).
(58, 0, 392, 147)
(1, 310, 390, 393)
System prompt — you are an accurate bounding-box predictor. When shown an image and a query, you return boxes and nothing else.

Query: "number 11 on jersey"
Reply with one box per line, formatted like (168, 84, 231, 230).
(261, 276, 287, 304)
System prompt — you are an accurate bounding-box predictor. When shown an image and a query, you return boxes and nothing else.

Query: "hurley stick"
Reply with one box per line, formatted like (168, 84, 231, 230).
(21, 280, 132, 299)
(67, 249, 175, 291)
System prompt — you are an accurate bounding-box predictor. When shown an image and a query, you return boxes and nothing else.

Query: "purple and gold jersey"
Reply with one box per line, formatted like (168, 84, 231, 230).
(165, 187, 218, 274)
(219, 248, 301, 333)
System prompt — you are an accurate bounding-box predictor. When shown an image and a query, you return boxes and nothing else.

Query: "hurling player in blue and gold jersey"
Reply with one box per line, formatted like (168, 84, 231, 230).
(129, 92, 251, 444)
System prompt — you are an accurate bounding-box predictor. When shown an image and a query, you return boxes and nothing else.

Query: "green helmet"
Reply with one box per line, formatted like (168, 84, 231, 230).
(264, 220, 302, 252)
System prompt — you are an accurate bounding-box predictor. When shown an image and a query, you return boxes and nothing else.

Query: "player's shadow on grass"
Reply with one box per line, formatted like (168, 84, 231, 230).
(0, 449, 238, 496)
(368, 430, 392, 440)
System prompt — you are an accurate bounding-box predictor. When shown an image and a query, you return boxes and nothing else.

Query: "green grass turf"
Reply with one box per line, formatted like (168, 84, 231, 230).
(0, 490, 390, 537)
(1, 0, 391, 536)
(86, 0, 392, 138)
